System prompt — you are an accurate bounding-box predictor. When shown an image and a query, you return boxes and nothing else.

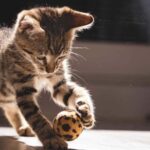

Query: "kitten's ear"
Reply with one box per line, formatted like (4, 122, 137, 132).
(62, 7, 94, 30)
(14, 10, 31, 32)
(15, 10, 40, 32)
(19, 16, 34, 31)
(16, 12, 44, 35)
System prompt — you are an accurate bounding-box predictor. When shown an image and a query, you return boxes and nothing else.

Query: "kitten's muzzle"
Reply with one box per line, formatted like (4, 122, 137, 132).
(46, 64, 58, 73)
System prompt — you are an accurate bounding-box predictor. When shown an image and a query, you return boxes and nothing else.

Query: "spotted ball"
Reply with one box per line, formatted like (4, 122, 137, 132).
(53, 110, 83, 141)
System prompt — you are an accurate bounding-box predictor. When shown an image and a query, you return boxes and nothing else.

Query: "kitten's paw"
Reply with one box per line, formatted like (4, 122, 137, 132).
(17, 126, 35, 137)
(44, 136, 68, 150)
(76, 101, 95, 129)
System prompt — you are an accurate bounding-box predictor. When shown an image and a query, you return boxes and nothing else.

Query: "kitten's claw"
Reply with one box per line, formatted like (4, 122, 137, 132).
(44, 135, 68, 150)
(76, 101, 95, 129)
(17, 126, 35, 137)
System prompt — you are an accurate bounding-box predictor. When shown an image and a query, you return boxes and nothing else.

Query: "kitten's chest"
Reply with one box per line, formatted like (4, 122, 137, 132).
(36, 76, 50, 92)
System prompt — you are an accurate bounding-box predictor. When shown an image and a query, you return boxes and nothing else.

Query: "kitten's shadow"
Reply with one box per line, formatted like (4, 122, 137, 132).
(36, 148, 84, 150)
(35, 147, 84, 150)
(35, 146, 84, 150)
(0, 136, 84, 150)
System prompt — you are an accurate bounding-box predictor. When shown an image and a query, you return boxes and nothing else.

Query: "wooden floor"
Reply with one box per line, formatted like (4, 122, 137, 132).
(0, 127, 150, 150)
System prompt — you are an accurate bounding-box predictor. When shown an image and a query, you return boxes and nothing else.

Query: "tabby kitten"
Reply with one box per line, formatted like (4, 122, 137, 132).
(0, 6, 95, 150)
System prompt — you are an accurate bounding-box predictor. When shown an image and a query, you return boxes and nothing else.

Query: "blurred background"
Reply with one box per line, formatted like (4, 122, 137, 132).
(0, 0, 150, 130)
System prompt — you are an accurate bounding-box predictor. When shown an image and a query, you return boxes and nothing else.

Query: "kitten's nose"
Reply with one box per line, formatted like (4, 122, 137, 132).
(45, 56, 57, 73)
(46, 65, 55, 73)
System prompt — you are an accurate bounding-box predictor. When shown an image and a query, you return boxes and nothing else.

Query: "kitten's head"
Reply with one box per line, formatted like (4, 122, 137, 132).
(14, 6, 94, 73)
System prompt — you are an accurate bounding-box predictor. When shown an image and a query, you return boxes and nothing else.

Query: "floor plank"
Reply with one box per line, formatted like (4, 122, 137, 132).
(0, 127, 150, 150)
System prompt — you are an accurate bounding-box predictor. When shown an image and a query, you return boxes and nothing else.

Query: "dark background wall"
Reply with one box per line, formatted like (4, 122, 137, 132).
(1, 0, 150, 43)
(0, 0, 150, 130)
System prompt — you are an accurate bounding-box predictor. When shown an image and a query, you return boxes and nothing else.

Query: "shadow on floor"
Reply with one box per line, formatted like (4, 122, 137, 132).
(0, 136, 83, 150)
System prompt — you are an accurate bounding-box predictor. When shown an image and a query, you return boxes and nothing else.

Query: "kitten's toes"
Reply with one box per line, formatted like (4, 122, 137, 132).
(76, 101, 95, 129)
(17, 126, 35, 137)
(81, 113, 95, 129)
(44, 135, 68, 150)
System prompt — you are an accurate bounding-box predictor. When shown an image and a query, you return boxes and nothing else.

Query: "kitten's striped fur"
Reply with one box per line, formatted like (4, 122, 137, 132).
(0, 6, 95, 150)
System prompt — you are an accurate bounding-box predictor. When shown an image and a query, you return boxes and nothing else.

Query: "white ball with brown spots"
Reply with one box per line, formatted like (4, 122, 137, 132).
(53, 110, 83, 141)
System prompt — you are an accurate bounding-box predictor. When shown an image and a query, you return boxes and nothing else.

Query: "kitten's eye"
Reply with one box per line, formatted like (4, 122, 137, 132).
(56, 56, 66, 66)
(57, 56, 66, 62)
(56, 58, 62, 64)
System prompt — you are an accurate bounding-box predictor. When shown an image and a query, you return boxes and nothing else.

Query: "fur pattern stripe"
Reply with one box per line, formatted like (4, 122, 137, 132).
(63, 88, 73, 106)
(13, 74, 35, 83)
(16, 87, 37, 97)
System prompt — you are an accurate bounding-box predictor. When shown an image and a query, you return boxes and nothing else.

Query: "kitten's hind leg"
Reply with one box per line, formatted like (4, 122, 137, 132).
(3, 103, 35, 136)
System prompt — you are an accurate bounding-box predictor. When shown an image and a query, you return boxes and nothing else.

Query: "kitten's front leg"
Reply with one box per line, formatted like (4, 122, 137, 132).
(50, 76, 95, 129)
(3, 103, 35, 136)
(12, 75, 67, 150)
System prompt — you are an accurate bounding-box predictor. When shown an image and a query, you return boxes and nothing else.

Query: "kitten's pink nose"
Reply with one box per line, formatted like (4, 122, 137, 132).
(46, 65, 55, 73)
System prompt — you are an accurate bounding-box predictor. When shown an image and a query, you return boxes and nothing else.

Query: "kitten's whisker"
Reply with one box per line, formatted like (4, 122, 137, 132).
(71, 70, 87, 85)
(72, 46, 89, 50)
(70, 51, 86, 61)
(71, 68, 80, 73)
(70, 54, 79, 62)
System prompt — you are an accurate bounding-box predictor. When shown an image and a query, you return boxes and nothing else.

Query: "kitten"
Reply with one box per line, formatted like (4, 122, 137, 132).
(0, 6, 95, 150)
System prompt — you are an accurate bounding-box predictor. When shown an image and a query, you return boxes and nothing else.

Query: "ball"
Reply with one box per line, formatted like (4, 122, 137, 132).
(53, 110, 83, 141)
